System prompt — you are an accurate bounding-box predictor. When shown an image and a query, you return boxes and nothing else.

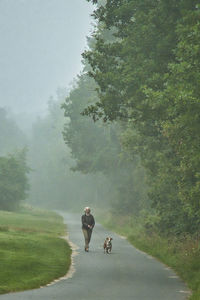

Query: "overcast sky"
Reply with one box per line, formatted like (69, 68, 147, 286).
(0, 0, 93, 115)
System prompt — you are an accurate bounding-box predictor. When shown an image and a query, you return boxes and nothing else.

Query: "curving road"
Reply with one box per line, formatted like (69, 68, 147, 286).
(0, 212, 190, 300)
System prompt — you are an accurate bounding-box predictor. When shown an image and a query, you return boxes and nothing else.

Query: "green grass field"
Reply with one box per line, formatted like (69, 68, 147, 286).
(97, 212, 200, 300)
(0, 207, 71, 294)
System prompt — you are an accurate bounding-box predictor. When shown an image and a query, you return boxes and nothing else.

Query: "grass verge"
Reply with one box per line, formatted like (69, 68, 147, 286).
(97, 212, 200, 300)
(0, 207, 71, 294)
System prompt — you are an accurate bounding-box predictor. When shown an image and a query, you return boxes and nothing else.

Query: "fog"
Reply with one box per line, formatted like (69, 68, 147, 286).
(0, 0, 101, 211)
(0, 0, 93, 116)
(0, 0, 149, 215)
(1, 0, 197, 241)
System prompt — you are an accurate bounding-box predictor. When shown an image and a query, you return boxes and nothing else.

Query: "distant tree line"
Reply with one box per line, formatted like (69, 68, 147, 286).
(0, 108, 29, 210)
(27, 90, 109, 210)
(0, 108, 26, 156)
(0, 150, 29, 211)
(62, 0, 200, 235)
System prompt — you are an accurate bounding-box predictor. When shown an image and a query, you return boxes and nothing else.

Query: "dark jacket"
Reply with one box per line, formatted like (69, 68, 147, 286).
(82, 214, 95, 230)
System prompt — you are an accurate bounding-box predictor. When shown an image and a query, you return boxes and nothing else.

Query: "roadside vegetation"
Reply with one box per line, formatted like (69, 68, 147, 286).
(97, 211, 199, 300)
(0, 207, 71, 294)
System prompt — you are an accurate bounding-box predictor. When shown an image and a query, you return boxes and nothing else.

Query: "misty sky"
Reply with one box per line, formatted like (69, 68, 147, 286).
(0, 0, 93, 115)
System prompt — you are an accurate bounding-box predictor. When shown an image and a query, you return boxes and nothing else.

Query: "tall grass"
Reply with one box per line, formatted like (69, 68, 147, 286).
(0, 207, 71, 294)
(97, 212, 200, 300)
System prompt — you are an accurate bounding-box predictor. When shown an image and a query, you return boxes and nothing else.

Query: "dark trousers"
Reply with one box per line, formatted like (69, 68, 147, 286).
(82, 228, 92, 249)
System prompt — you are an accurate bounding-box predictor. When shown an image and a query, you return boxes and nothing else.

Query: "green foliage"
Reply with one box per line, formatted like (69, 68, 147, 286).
(82, 0, 200, 234)
(158, 7, 200, 231)
(0, 149, 30, 211)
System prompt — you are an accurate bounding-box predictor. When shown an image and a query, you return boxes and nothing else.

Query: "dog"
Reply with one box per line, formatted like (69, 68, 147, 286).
(103, 237, 113, 254)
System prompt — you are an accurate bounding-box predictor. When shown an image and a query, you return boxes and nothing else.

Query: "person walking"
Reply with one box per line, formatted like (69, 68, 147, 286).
(81, 207, 95, 252)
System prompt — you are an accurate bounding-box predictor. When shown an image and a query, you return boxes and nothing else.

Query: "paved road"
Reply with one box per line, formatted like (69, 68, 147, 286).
(0, 212, 190, 300)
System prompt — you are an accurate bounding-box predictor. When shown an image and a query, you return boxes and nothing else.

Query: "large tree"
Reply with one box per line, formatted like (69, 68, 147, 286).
(81, 0, 200, 234)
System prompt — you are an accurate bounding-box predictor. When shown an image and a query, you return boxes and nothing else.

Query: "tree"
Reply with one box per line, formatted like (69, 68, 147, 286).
(0, 149, 30, 211)
(81, 0, 200, 234)
(62, 73, 149, 215)
(150, 6, 200, 232)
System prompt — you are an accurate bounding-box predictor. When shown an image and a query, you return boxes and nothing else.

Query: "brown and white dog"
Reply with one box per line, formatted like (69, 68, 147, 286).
(103, 237, 113, 254)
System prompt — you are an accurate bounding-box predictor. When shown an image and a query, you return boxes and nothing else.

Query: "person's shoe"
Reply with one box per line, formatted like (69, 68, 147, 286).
(85, 247, 89, 252)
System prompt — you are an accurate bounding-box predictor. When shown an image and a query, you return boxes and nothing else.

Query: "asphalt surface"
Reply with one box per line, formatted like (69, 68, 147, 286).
(0, 212, 190, 300)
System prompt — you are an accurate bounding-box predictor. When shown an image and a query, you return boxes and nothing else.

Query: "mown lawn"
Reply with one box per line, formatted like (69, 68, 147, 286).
(0, 208, 71, 294)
